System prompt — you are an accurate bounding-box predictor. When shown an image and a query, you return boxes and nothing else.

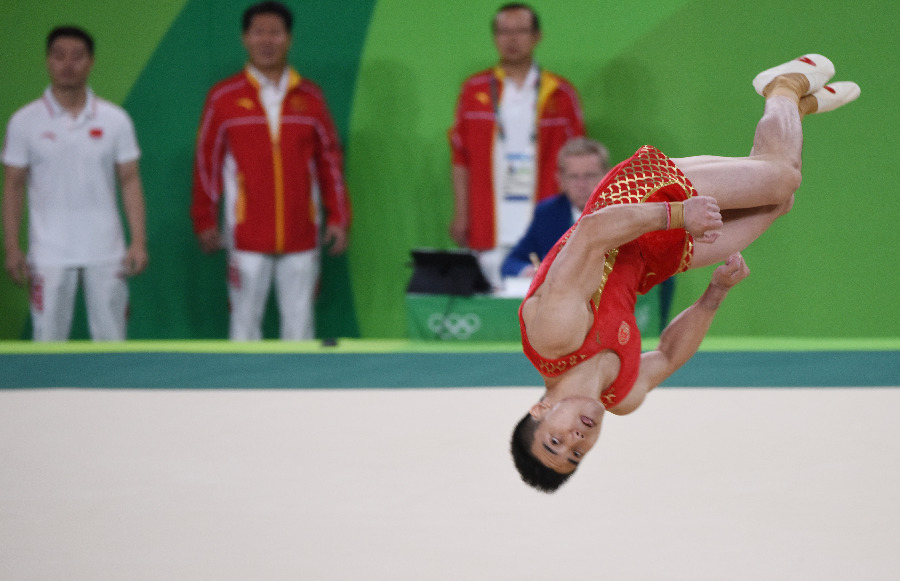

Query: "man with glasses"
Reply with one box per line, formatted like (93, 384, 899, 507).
(448, 3, 585, 287)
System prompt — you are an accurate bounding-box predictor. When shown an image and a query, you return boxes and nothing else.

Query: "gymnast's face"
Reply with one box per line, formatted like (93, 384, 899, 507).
(529, 396, 605, 474)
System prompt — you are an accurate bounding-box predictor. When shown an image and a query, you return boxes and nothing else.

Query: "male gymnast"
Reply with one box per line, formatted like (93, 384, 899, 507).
(511, 55, 860, 492)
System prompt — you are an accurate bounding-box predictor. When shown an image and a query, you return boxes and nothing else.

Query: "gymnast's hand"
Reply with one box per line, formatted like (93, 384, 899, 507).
(683, 196, 722, 243)
(711, 252, 750, 290)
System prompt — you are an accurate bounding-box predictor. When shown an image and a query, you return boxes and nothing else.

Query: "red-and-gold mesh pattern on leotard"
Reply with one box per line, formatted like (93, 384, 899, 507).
(518, 145, 697, 408)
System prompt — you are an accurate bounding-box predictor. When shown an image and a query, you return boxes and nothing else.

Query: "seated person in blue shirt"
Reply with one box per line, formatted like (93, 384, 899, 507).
(501, 137, 610, 278)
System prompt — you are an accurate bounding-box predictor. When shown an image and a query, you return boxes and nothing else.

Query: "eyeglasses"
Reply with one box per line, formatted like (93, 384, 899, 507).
(562, 172, 604, 183)
(494, 27, 535, 36)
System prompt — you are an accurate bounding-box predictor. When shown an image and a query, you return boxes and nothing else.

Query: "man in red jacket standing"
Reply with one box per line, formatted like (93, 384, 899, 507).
(448, 3, 585, 287)
(191, 1, 351, 341)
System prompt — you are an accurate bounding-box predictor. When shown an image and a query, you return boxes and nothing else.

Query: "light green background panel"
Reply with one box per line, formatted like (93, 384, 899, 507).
(347, 0, 691, 338)
(0, 0, 188, 339)
(348, 0, 900, 338)
(643, 0, 900, 338)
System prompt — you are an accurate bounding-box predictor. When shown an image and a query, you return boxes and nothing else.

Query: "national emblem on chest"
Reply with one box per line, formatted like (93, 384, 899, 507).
(287, 94, 307, 113)
(31, 121, 113, 165)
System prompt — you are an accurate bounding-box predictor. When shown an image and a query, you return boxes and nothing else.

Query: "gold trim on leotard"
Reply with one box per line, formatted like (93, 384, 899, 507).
(591, 248, 618, 308)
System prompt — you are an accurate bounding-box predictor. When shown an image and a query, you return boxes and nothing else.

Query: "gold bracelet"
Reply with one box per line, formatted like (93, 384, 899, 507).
(670, 202, 684, 229)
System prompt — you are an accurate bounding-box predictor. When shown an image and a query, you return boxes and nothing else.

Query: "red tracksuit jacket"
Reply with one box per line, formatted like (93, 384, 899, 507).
(448, 66, 584, 250)
(192, 68, 351, 253)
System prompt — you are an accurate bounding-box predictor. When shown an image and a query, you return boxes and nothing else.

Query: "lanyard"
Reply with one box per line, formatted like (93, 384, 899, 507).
(489, 67, 540, 143)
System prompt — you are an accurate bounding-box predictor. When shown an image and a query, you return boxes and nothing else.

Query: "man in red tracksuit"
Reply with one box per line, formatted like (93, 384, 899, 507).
(448, 3, 584, 287)
(191, 1, 351, 340)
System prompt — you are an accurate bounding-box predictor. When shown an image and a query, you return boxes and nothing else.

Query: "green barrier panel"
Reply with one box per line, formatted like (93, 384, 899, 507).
(405, 288, 662, 342)
(406, 295, 521, 341)
(1, 350, 897, 389)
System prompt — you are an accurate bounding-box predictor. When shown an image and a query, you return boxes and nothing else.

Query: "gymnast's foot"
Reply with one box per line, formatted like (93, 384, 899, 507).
(753, 54, 835, 98)
(799, 81, 861, 116)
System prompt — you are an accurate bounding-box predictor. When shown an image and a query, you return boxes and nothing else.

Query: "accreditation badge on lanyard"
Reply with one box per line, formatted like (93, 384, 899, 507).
(491, 69, 540, 204)
(503, 150, 536, 202)
(497, 147, 536, 246)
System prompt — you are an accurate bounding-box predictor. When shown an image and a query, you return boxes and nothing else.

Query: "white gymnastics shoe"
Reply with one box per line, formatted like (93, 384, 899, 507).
(752, 54, 835, 96)
(802, 81, 861, 114)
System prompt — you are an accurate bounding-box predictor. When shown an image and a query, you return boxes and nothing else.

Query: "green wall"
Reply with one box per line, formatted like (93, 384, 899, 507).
(2, 0, 898, 340)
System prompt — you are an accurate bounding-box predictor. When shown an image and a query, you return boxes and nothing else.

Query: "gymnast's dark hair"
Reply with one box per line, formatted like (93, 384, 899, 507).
(47, 26, 94, 55)
(242, 1, 293, 33)
(510, 413, 572, 493)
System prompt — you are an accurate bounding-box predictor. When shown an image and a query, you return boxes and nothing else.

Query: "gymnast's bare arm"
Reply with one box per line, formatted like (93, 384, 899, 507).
(522, 197, 723, 359)
(612, 252, 750, 415)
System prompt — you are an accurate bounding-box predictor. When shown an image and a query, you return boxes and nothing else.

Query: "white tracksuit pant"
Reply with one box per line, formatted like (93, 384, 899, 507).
(29, 261, 128, 341)
(227, 249, 320, 341)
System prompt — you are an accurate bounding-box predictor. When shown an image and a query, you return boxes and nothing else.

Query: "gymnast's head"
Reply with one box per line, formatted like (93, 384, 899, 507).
(510, 396, 605, 492)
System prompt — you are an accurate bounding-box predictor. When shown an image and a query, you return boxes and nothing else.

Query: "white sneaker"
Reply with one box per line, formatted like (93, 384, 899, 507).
(806, 81, 861, 113)
(752, 54, 835, 96)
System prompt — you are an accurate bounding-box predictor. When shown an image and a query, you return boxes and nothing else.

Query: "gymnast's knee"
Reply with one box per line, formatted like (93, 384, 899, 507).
(778, 193, 795, 216)
(772, 164, 802, 205)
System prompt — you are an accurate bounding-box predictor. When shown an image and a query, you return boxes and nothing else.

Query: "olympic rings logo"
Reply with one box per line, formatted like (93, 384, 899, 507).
(427, 312, 482, 340)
